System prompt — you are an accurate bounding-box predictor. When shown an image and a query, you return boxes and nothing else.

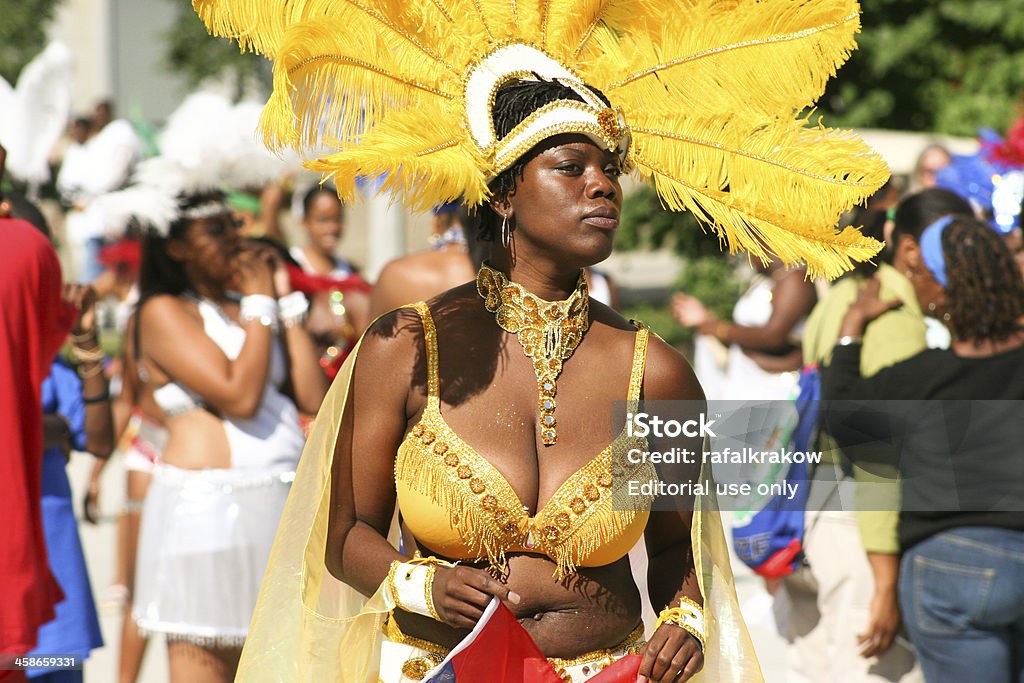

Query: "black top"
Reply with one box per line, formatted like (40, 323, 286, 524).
(822, 343, 1024, 551)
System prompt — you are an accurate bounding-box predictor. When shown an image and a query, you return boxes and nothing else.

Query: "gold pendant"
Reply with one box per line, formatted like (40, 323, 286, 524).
(476, 264, 589, 446)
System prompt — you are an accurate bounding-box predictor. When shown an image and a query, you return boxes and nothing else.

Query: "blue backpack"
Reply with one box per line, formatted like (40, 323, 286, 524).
(730, 364, 819, 578)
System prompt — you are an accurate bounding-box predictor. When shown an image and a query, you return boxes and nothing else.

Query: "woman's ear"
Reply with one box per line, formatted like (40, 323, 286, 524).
(902, 236, 922, 268)
(490, 194, 512, 220)
(165, 237, 190, 263)
(894, 234, 922, 273)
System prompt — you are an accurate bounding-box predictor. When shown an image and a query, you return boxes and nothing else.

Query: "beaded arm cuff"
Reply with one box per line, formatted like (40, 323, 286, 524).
(654, 597, 706, 651)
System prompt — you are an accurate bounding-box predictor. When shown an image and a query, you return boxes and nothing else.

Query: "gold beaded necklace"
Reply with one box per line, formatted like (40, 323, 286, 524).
(476, 263, 590, 445)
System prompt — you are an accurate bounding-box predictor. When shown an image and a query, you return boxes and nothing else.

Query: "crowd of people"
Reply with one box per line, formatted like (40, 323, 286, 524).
(2, 3, 1023, 683)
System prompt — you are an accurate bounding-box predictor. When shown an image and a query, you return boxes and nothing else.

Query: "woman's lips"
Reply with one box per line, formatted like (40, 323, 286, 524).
(582, 215, 619, 230)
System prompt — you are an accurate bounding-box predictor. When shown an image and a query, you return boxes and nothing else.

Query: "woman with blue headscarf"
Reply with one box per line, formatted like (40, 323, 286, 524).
(822, 215, 1024, 683)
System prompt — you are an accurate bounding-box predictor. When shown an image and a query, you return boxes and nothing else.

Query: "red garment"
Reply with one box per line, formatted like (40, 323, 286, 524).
(0, 219, 75, 654)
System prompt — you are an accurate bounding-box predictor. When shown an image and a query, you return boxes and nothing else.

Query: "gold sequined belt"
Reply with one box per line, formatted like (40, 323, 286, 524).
(382, 612, 644, 682)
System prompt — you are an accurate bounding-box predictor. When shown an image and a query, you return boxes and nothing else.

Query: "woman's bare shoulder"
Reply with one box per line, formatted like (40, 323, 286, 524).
(641, 327, 706, 402)
(361, 306, 427, 354)
(137, 294, 201, 333)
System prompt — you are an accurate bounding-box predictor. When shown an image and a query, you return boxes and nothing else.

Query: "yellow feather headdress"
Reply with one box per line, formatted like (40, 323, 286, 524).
(194, 0, 889, 278)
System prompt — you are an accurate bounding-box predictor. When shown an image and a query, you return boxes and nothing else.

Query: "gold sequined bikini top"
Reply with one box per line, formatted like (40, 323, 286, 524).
(394, 303, 657, 579)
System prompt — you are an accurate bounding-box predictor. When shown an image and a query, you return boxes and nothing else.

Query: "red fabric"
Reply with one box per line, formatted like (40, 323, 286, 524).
(985, 114, 1024, 168)
(98, 237, 142, 274)
(590, 654, 643, 681)
(443, 602, 643, 682)
(447, 602, 563, 683)
(0, 219, 75, 654)
(285, 264, 371, 296)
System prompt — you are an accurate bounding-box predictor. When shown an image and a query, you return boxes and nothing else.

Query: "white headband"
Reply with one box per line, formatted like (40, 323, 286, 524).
(465, 44, 631, 178)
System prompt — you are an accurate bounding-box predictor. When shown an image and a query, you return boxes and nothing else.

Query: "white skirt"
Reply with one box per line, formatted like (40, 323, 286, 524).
(132, 463, 293, 646)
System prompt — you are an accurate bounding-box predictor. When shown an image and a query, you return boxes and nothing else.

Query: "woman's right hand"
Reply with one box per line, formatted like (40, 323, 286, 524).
(231, 246, 276, 297)
(430, 565, 521, 628)
(671, 294, 709, 327)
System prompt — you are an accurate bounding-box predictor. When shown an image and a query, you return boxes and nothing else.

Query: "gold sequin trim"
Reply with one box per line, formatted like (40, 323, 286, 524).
(394, 304, 658, 579)
(383, 614, 449, 657)
(492, 100, 629, 175)
(548, 623, 645, 669)
(538, 0, 551, 48)
(476, 264, 590, 446)
(415, 139, 461, 158)
(427, 0, 454, 24)
(471, 0, 495, 41)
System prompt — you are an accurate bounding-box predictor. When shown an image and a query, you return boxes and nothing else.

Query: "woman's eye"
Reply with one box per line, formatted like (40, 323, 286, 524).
(605, 166, 623, 177)
(557, 163, 582, 173)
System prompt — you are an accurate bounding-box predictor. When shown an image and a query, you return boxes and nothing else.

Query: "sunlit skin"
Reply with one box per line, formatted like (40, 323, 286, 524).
(490, 134, 624, 298)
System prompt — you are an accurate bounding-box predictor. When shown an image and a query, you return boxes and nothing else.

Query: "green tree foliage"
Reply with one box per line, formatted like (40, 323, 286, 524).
(821, 0, 1024, 136)
(163, 0, 271, 98)
(0, 0, 62, 84)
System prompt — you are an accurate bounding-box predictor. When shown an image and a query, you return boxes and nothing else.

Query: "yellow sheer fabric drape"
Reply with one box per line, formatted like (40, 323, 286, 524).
(234, 334, 396, 683)
(235, 331, 763, 682)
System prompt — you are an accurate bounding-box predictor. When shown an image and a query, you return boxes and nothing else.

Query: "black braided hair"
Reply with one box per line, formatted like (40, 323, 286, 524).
(477, 78, 612, 242)
(941, 216, 1024, 345)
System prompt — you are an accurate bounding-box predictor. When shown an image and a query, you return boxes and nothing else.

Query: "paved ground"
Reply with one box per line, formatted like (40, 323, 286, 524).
(68, 451, 787, 682)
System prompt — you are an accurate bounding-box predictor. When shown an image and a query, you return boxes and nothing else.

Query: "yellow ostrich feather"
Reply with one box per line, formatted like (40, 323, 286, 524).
(193, 0, 889, 278)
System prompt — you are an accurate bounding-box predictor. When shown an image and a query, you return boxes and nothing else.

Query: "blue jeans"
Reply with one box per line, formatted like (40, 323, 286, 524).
(900, 527, 1024, 683)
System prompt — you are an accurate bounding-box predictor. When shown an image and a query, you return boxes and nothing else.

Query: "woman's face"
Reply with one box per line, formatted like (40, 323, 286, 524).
(178, 213, 241, 285)
(304, 193, 344, 254)
(503, 134, 623, 267)
(895, 236, 946, 317)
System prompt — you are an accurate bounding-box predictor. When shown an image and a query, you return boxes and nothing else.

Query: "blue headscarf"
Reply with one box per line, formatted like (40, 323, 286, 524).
(919, 215, 955, 287)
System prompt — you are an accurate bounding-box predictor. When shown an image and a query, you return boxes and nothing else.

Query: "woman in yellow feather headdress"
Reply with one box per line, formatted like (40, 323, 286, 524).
(193, 1, 888, 682)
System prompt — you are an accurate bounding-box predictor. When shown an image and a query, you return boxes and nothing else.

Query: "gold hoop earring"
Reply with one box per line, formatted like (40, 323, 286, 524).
(501, 214, 510, 248)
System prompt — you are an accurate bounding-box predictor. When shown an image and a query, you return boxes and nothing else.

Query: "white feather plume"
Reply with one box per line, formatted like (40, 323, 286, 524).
(97, 91, 303, 238)
(0, 42, 75, 186)
(214, 100, 299, 190)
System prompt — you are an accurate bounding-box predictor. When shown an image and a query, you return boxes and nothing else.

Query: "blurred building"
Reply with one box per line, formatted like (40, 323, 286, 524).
(49, 0, 188, 122)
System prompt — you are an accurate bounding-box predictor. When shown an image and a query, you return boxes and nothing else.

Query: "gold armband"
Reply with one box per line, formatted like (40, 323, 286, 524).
(654, 596, 706, 651)
(386, 555, 453, 622)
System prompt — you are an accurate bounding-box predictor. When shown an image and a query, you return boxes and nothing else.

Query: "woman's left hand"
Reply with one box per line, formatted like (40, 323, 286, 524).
(849, 277, 903, 325)
(637, 622, 704, 682)
(63, 283, 97, 336)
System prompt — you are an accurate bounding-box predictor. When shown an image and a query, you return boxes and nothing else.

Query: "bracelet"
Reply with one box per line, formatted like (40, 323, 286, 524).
(278, 291, 310, 329)
(70, 344, 105, 364)
(655, 596, 706, 651)
(82, 391, 110, 404)
(70, 330, 98, 343)
(77, 362, 105, 380)
(714, 320, 730, 343)
(240, 294, 279, 331)
(836, 335, 863, 347)
(386, 556, 452, 622)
